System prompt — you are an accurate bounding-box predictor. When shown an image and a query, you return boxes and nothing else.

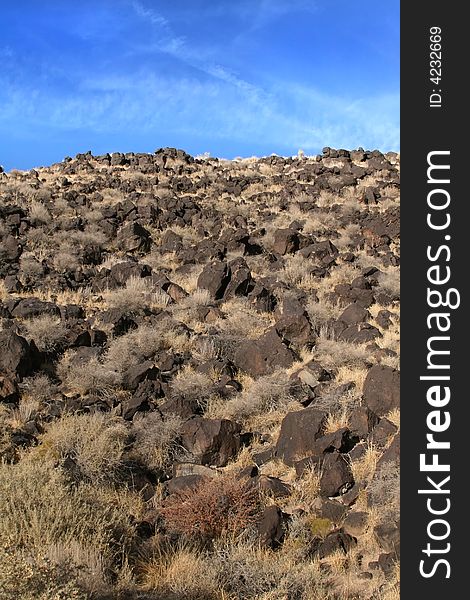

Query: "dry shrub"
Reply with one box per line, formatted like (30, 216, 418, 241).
(21, 372, 57, 404)
(132, 412, 183, 470)
(139, 542, 220, 599)
(367, 461, 400, 522)
(377, 319, 400, 356)
(376, 269, 400, 298)
(8, 396, 41, 429)
(387, 408, 400, 430)
(289, 465, 321, 512)
(0, 543, 86, 600)
(334, 364, 369, 391)
(23, 315, 68, 352)
(350, 444, 381, 486)
(52, 248, 80, 273)
(281, 253, 312, 286)
(160, 474, 261, 541)
(39, 413, 129, 484)
(58, 321, 187, 395)
(306, 297, 342, 330)
(192, 337, 219, 362)
(0, 457, 137, 559)
(178, 287, 212, 311)
(213, 539, 326, 600)
(29, 200, 51, 225)
(56, 352, 119, 396)
(335, 223, 362, 250)
(168, 365, 214, 412)
(214, 370, 297, 424)
(19, 253, 45, 278)
(315, 326, 371, 369)
(105, 320, 184, 373)
(324, 410, 350, 433)
(169, 264, 202, 294)
(104, 276, 170, 311)
(217, 297, 273, 339)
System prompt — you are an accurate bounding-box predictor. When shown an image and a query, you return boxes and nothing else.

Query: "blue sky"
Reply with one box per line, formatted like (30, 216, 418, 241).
(0, 1, 399, 171)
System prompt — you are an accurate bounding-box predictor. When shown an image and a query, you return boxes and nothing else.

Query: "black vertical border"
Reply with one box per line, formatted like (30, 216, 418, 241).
(401, 2, 466, 597)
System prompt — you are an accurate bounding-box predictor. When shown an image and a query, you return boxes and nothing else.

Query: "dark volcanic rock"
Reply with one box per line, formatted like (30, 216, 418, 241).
(368, 417, 398, 447)
(233, 328, 297, 377)
(116, 222, 151, 253)
(342, 511, 369, 537)
(257, 505, 287, 548)
(338, 302, 370, 325)
(272, 228, 299, 255)
(363, 364, 400, 416)
(180, 418, 242, 467)
(223, 257, 253, 299)
(11, 298, 60, 319)
(374, 521, 400, 557)
(197, 261, 231, 299)
(275, 296, 315, 346)
(276, 407, 327, 466)
(0, 375, 20, 404)
(312, 532, 357, 558)
(349, 406, 380, 439)
(339, 322, 381, 344)
(0, 331, 38, 380)
(256, 475, 291, 498)
(377, 433, 400, 470)
(319, 452, 354, 497)
(122, 361, 160, 392)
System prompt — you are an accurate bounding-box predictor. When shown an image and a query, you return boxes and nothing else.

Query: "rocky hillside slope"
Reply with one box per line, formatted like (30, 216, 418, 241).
(0, 147, 399, 599)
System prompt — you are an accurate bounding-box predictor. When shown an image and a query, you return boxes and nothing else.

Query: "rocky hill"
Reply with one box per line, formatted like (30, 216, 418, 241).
(0, 147, 400, 599)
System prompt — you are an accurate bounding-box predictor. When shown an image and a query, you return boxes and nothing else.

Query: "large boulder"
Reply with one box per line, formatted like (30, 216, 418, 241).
(276, 407, 327, 466)
(349, 406, 380, 439)
(0, 331, 38, 380)
(11, 298, 60, 319)
(257, 505, 287, 548)
(180, 418, 242, 467)
(272, 228, 299, 255)
(0, 376, 20, 404)
(223, 258, 253, 299)
(233, 328, 297, 377)
(197, 261, 231, 299)
(312, 531, 357, 558)
(363, 365, 400, 416)
(319, 452, 354, 497)
(274, 296, 315, 346)
(116, 222, 151, 253)
(338, 302, 370, 325)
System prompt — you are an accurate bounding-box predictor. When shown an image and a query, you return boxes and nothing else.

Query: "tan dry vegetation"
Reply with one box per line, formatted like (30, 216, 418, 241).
(0, 149, 400, 598)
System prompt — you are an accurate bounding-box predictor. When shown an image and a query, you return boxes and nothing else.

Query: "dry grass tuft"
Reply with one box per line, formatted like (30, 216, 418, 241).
(132, 412, 183, 470)
(23, 315, 68, 353)
(38, 413, 129, 484)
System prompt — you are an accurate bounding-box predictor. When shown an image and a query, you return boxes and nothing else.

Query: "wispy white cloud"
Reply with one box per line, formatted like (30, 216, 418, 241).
(131, 1, 169, 28)
(0, 0, 399, 159)
(0, 63, 399, 153)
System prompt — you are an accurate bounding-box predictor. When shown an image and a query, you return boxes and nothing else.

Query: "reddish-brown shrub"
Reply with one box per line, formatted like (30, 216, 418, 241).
(160, 474, 261, 540)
